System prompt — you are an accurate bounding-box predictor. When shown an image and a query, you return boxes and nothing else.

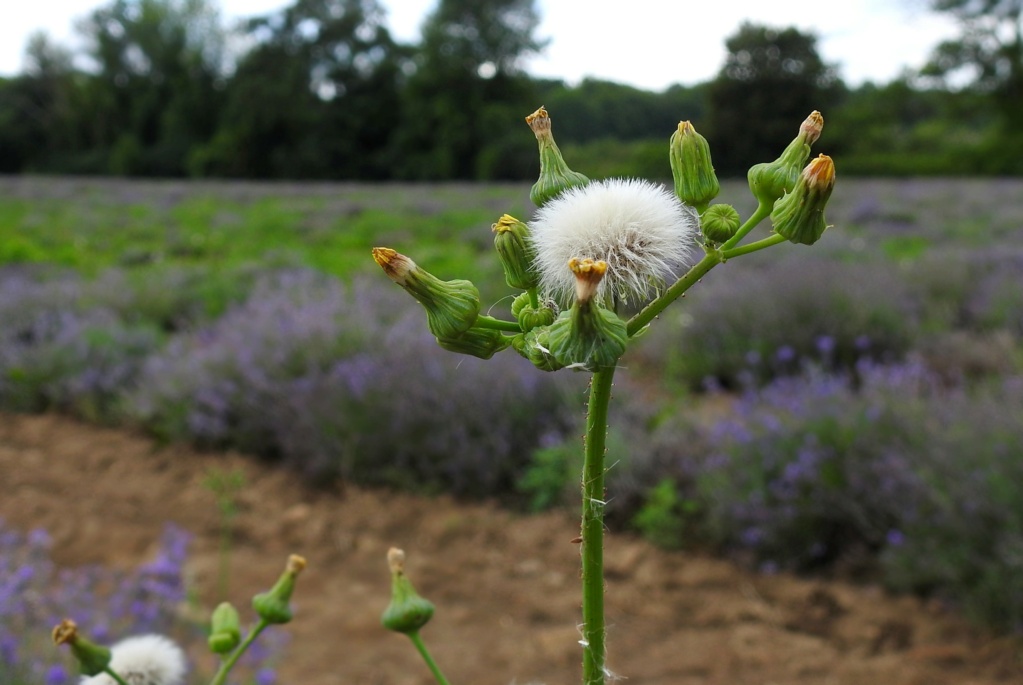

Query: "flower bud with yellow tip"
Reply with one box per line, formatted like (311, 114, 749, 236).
(526, 106, 590, 207)
(373, 247, 480, 339)
(748, 110, 824, 206)
(771, 154, 836, 246)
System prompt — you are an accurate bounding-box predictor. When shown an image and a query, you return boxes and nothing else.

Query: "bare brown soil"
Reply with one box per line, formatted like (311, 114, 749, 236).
(1, 412, 1020, 685)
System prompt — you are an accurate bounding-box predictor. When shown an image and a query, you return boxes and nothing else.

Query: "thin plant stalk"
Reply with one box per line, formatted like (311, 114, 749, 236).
(102, 667, 130, 685)
(208, 619, 269, 685)
(408, 631, 452, 685)
(627, 253, 721, 336)
(580, 366, 615, 685)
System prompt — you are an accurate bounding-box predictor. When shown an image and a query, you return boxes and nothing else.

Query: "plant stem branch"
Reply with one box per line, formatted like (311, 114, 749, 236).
(581, 366, 615, 685)
(721, 233, 787, 259)
(408, 631, 452, 685)
(474, 315, 521, 332)
(626, 253, 721, 337)
(102, 668, 130, 685)
(208, 619, 269, 685)
(721, 200, 773, 251)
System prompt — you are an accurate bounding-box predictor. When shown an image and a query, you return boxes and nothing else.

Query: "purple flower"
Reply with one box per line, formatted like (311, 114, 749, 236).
(886, 529, 906, 547)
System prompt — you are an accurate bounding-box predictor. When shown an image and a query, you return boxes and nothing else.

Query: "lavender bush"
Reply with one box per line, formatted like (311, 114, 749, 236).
(0, 270, 163, 421)
(130, 269, 579, 494)
(635, 252, 919, 390)
(579, 360, 1023, 630)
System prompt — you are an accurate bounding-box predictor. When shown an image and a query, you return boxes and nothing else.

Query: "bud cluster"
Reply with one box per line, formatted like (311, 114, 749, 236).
(373, 107, 836, 373)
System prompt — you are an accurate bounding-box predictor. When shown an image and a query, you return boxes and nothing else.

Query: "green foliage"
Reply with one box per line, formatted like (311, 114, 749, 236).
(517, 440, 580, 512)
(559, 138, 667, 180)
(0, 188, 513, 291)
(631, 479, 695, 550)
(203, 467, 246, 600)
(536, 78, 708, 144)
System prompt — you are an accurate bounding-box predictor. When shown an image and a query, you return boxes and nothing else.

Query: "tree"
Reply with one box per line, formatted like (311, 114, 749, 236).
(707, 23, 842, 176)
(195, 0, 408, 178)
(923, 1, 1023, 96)
(391, 0, 545, 180)
(74, 0, 227, 175)
(0, 33, 79, 172)
(922, 1, 1023, 147)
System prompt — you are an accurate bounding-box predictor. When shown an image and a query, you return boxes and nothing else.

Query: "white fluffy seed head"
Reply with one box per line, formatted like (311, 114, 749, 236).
(529, 178, 700, 305)
(80, 635, 186, 685)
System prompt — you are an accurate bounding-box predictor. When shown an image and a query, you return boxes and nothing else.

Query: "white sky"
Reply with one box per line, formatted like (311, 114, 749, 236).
(0, 0, 958, 90)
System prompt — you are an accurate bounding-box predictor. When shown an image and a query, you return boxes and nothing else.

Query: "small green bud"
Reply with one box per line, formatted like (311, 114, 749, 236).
(701, 204, 741, 243)
(511, 291, 557, 332)
(512, 326, 565, 372)
(437, 326, 510, 359)
(546, 259, 628, 371)
(669, 121, 719, 210)
(52, 619, 111, 677)
(526, 107, 590, 206)
(208, 602, 242, 654)
(493, 214, 538, 290)
(373, 247, 480, 339)
(771, 154, 836, 246)
(252, 554, 306, 625)
(748, 111, 824, 206)
(382, 548, 435, 635)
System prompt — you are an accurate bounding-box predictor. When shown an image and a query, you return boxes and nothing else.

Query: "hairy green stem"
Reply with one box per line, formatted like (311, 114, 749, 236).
(208, 619, 269, 685)
(581, 367, 616, 685)
(408, 631, 452, 685)
(720, 200, 773, 251)
(721, 233, 787, 259)
(474, 315, 521, 332)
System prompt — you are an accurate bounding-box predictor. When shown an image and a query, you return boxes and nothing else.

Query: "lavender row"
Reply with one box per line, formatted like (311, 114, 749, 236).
(595, 360, 1023, 631)
(0, 264, 579, 495)
(636, 247, 1023, 389)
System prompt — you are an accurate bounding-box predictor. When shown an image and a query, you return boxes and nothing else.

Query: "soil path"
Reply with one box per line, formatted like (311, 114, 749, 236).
(1, 413, 1019, 685)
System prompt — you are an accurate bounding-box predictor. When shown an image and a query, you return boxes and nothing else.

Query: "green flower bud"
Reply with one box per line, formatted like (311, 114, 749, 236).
(493, 214, 538, 290)
(382, 548, 435, 635)
(701, 204, 741, 243)
(511, 291, 556, 332)
(512, 325, 565, 372)
(437, 326, 510, 359)
(546, 259, 628, 371)
(669, 121, 719, 211)
(52, 619, 111, 677)
(526, 107, 590, 206)
(748, 111, 824, 206)
(373, 247, 480, 339)
(771, 154, 836, 246)
(207, 602, 242, 654)
(252, 554, 306, 625)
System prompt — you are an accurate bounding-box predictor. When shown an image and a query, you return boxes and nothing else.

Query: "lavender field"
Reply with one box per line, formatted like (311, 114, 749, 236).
(2, 176, 1023, 631)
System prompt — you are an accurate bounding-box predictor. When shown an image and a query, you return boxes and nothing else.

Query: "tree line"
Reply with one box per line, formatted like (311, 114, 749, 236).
(0, 0, 1019, 179)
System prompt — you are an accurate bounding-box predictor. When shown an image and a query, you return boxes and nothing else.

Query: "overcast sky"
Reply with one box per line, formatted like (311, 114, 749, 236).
(1, 0, 957, 91)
